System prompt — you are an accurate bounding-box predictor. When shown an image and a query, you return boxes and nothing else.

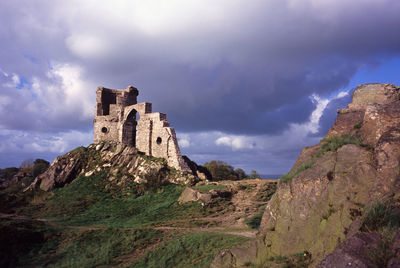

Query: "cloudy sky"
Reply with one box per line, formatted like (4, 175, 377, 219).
(1, 0, 400, 175)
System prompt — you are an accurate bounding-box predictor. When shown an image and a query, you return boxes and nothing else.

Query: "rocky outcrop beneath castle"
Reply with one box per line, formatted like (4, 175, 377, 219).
(27, 142, 206, 192)
(211, 83, 400, 267)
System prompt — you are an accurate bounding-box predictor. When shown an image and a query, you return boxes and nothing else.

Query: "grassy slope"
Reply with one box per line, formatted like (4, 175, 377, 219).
(21, 172, 204, 227)
(1, 172, 249, 267)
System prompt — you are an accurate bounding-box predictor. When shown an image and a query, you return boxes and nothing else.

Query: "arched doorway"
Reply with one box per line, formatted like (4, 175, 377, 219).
(122, 109, 139, 146)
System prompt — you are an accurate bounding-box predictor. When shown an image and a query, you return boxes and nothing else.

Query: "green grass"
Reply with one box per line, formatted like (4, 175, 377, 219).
(131, 232, 248, 268)
(280, 158, 315, 183)
(265, 251, 311, 268)
(244, 210, 264, 229)
(23, 172, 204, 227)
(361, 200, 400, 232)
(367, 227, 396, 268)
(0, 217, 162, 268)
(318, 134, 371, 156)
(256, 182, 277, 202)
(0, 218, 59, 267)
(354, 121, 363, 129)
(41, 228, 161, 267)
(280, 134, 372, 184)
(194, 183, 227, 193)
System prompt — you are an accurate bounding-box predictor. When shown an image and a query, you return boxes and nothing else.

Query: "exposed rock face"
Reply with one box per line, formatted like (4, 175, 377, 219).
(27, 142, 202, 192)
(211, 83, 400, 267)
(317, 230, 400, 268)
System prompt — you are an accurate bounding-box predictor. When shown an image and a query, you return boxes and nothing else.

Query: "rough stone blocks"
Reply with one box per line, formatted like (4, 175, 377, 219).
(93, 86, 189, 172)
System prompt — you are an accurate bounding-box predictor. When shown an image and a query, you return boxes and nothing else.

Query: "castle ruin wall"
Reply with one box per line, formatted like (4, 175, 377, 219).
(94, 86, 189, 172)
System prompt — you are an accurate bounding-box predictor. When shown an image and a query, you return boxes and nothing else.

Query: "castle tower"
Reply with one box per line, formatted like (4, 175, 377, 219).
(93, 86, 190, 172)
(93, 86, 138, 145)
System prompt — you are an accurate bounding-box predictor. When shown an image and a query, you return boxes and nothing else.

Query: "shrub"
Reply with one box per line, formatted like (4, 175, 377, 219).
(318, 134, 371, 156)
(354, 121, 363, 129)
(248, 170, 261, 179)
(33, 159, 50, 177)
(245, 210, 264, 229)
(361, 201, 400, 232)
(280, 159, 315, 184)
(204, 160, 244, 181)
(0, 167, 19, 179)
(280, 134, 372, 184)
(256, 182, 277, 202)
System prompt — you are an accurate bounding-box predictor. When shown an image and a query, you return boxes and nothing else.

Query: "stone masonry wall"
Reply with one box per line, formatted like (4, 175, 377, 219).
(94, 86, 189, 172)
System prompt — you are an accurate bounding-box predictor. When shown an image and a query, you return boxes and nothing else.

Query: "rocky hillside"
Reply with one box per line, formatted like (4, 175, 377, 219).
(212, 83, 400, 267)
(27, 141, 209, 192)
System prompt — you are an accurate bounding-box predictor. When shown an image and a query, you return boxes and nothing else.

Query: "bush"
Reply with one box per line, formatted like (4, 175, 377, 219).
(33, 159, 50, 177)
(361, 201, 400, 232)
(204, 161, 260, 181)
(318, 134, 371, 156)
(204, 160, 242, 181)
(280, 134, 372, 184)
(0, 167, 19, 179)
(280, 159, 315, 184)
(245, 210, 264, 229)
(248, 170, 261, 179)
(354, 121, 362, 129)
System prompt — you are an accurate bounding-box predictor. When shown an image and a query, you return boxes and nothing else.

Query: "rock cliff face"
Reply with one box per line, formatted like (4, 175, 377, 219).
(212, 83, 400, 267)
(260, 83, 400, 265)
(27, 141, 206, 192)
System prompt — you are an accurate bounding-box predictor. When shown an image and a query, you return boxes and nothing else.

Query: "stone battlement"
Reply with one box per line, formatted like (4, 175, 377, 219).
(94, 86, 189, 172)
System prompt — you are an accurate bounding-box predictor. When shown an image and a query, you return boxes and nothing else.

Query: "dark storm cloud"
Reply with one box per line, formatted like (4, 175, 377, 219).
(66, 0, 400, 135)
(1, 1, 400, 135)
(1, 0, 400, 169)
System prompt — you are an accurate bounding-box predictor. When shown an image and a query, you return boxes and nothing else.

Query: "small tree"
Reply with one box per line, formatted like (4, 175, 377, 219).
(203, 161, 248, 181)
(19, 158, 34, 174)
(248, 170, 261, 179)
(33, 158, 50, 177)
(20, 158, 34, 168)
(0, 167, 19, 179)
(235, 168, 247, 180)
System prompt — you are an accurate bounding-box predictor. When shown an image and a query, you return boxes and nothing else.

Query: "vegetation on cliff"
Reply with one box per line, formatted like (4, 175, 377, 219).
(281, 134, 372, 183)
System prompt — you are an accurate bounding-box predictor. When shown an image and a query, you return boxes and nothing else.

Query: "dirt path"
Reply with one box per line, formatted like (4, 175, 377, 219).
(154, 226, 257, 238)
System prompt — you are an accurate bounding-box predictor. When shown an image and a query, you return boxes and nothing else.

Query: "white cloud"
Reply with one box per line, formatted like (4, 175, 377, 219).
(0, 96, 11, 112)
(66, 34, 109, 59)
(2, 72, 20, 88)
(215, 135, 255, 150)
(335, 90, 349, 99)
(0, 128, 92, 156)
(1, 63, 96, 130)
(177, 133, 191, 148)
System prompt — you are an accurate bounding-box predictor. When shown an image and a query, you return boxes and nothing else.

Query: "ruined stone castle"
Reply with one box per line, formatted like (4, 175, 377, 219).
(93, 86, 189, 171)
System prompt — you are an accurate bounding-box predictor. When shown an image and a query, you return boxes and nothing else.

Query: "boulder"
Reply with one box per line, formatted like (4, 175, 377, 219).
(178, 187, 212, 204)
